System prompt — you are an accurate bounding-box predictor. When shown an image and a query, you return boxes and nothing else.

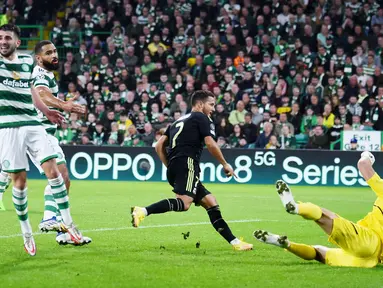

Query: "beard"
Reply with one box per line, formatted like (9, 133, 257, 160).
(0, 43, 17, 58)
(42, 59, 59, 71)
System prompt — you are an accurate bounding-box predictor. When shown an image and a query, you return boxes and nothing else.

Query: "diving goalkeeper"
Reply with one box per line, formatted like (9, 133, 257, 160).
(254, 151, 383, 268)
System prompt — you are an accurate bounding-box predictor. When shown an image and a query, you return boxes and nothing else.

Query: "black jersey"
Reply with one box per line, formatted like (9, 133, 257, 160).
(165, 112, 215, 163)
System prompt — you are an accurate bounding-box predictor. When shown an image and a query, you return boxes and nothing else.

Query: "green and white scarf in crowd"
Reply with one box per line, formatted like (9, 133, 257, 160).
(258, 103, 270, 115)
(331, 54, 345, 69)
(344, 64, 353, 77)
(268, 24, 281, 34)
(318, 52, 329, 66)
(302, 53, 313, 69)
(364, 107, 379, 124)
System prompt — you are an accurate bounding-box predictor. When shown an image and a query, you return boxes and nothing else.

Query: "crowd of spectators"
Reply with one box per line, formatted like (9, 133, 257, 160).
(6, 0, 383, 149)
(1, 0, 66, 28)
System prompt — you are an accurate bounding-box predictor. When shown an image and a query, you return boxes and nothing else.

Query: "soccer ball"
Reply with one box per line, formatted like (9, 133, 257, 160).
(361, 151, 375, 165)
(139, 160, 151, 172)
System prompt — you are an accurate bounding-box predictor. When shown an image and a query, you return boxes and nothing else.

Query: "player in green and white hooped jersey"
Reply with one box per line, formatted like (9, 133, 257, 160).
(0, 24, 84, 256)
(30, 40, 91, 245)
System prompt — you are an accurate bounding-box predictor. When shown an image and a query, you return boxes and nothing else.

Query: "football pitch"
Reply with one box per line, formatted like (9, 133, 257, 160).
(0, 180, 382, 288)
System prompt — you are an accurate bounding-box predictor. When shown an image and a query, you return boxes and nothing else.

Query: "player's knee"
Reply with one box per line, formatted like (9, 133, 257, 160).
(320, 208, 337, 219)
(202, 195, 218, 209)
(313, 245, 328, 264)
(11, 172, 27, 190)
(183, 201, 191, 211)
(172, 197, 190, 211)
(175, 194, 194, 211)
(42, 159, 60, 179)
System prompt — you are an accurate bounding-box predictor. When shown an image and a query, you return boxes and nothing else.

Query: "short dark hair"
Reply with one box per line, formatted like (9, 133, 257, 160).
(191, 90, 215, 106)
(34, 40, 53, 55)
(0, 24, 21, 38)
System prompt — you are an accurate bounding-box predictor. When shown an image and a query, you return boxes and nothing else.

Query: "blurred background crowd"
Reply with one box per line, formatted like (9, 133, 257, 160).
(3, 0, 383, 149)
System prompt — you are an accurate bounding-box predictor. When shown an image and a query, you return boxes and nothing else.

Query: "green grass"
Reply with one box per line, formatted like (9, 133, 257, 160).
(0, 181, 382, 288)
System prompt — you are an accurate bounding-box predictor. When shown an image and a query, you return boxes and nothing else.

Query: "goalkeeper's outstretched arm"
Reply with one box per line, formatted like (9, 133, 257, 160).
(357, 151, 383, 199)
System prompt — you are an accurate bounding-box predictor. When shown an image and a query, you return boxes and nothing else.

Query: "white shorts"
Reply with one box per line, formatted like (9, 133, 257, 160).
(0, 126, 57, 173)
(27, 133, 66, 175)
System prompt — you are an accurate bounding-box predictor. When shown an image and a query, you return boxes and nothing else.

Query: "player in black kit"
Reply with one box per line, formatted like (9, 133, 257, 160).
(131, 90, 253, 251)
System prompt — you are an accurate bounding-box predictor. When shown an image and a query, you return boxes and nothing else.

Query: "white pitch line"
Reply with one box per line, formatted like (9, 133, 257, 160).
(0, 218, 298, 239)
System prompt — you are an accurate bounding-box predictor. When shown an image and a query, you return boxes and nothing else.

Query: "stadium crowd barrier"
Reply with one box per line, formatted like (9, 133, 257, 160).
(27, 146, 381, 187)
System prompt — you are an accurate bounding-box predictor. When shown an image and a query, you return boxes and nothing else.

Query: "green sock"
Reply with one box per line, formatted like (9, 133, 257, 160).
(12, 187, 32, 234)
(48, 175, 73, 225)
(43, 185, 58, 220)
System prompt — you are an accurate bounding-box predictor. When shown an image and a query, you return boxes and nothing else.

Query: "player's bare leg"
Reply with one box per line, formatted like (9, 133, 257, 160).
(131, 194, 193, 227)
(200, 194, 253, 251)
(253, 230, 327, 263)
(9, 171, 36, 256)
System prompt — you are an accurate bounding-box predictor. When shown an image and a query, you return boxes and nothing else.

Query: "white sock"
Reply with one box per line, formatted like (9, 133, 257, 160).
(56, 211, 63, 223)
(12, 187, 32, 234)
(142, 207, 148, 216)
(230, 238, 240, 245)
(0, 170, 8, 179)
(48, 174, 73, 225)
(43, 185, 58, 220)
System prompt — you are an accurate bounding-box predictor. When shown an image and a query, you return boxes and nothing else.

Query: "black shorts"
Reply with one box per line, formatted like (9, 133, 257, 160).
(167, 157, 211, 204)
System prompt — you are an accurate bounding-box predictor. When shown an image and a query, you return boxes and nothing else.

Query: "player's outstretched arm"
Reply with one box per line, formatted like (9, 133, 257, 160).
(35, 86, 86, 114)
(155, 135, 169, 167)
(205, 136, 236, 177)
(358, 151, 376, 182)
(31, 84, 50, 114)
(31, 84, 64, 125)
